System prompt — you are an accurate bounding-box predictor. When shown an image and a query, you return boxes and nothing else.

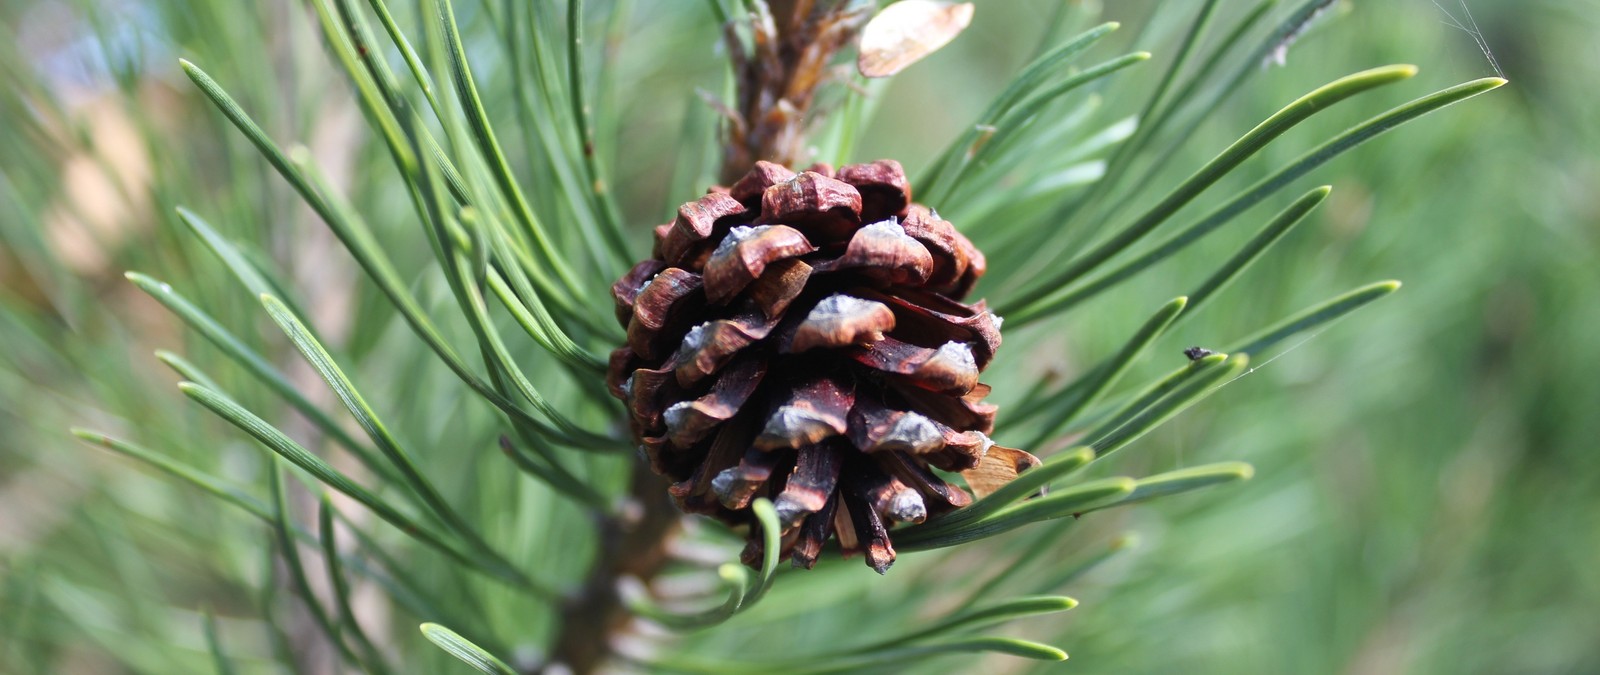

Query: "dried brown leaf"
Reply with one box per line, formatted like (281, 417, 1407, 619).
(857, 1, 975, 78)
(961, 445, 1042, 499)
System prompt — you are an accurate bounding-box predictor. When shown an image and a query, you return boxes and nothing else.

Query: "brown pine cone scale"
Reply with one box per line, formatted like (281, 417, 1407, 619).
(610, 160, 1038, 573)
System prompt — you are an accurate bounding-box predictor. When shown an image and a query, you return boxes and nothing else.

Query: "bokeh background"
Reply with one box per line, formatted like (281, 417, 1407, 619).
(2, 0, 1596, 672)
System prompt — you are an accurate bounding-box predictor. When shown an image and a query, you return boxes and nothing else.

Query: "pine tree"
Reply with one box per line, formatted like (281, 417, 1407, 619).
(0, 1, 1506, 673)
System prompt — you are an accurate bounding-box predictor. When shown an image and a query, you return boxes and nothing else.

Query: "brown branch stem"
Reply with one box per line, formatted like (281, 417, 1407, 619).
(717, 1, 868, 183)
(547, 467, 683, 674)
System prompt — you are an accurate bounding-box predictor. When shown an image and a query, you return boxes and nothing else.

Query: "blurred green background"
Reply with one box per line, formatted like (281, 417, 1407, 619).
(2, 0, 1596, 672)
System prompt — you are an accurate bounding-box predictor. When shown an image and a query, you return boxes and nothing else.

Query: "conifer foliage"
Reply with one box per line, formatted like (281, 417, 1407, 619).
(0, 0, 1507, 672)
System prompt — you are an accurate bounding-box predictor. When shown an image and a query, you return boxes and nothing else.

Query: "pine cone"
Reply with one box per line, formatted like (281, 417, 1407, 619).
(609, 160, 1039, 573)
